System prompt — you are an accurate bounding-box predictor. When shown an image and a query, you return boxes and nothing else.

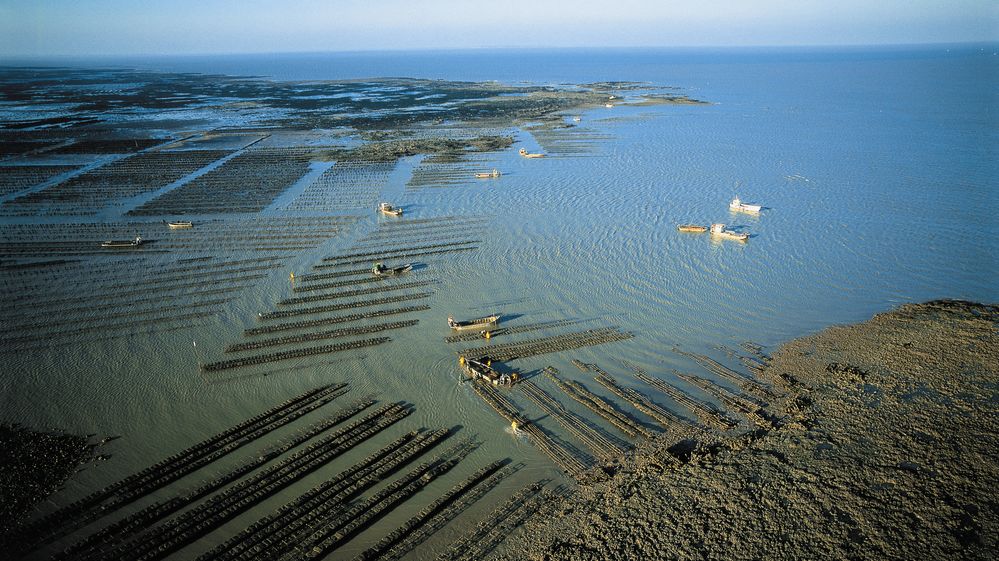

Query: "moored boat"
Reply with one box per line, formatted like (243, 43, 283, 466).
(729, 197, 762, 213)
(518, 148, 545, 159)
(474, 169, 501, 178)
(448, 314, 500, 332)
(459, 356, 519, 386)
(372, 262, 413, 276)
(378, 202, 403, 216)
(101, 236, 144, 248)
(166, 221, 193, 229)
(677, 224, 707, 233)
(709, 223, 749, 241)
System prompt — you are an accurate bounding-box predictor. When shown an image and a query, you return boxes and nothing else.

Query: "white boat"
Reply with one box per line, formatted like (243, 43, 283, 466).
(474, 169, 501, 178)
(730, 197, 762, 213)
(379, 202, 403, 216)
(166, 221, 193, 229)
(710, 223, 749, 242)
(518, 148, 545, 159)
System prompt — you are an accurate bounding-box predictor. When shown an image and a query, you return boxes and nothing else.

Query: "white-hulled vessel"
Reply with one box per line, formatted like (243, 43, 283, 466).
(379, 202, 403, 216)
(710, 223, 749, 242)
(730, 197, 762, 213)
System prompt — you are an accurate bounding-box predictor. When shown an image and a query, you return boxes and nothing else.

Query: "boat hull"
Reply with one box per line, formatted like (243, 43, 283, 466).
(518, 149, 545, 158)
(710, 224, 748, 241)
(460, 357, 517, 386)
(711, 231, 749, 241)
(372, 263, 413, 277)
(378, 203, 403, 216)
(677, 225, 707, 233)
(448, 315, 499, 332)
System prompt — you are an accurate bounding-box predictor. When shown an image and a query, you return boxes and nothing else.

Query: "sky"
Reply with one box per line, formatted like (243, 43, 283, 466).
(1, 0, 996, 57)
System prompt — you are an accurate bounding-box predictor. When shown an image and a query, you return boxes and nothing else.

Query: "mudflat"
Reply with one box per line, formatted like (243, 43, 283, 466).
(496, 300, 999, 560)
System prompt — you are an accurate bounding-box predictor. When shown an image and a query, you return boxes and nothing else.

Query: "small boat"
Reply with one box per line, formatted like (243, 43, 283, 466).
(572, 116, 581, 122)
(379, 202, 403, 216)
(459, 356, 519, 386)
(677, 224, 707, 233)
(166, 221, 193, 229)
(730, 197, 762, 213)
(605, 103, 614, 108)
(448, 314, 500, 332)
(101, 236, 144, 248)
(518, 148, 545, 159)
(372, 262, 413, 276)
(710, 223, 749, 242)
(474, 169, 501, 178)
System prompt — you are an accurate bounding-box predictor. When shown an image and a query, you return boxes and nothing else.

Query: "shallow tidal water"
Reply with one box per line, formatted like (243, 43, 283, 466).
(2, 46, 997, 559)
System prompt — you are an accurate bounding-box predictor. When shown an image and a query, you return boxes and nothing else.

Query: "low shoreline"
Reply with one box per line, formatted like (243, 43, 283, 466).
(0, 425, 96, 538)
(496, 300, 999, 560)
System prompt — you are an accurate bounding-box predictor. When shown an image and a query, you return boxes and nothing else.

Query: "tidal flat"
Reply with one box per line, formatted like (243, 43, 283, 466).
(0, 68, 711, 560)
(495, 300, 999, 561)
(1, 47, 996, 561)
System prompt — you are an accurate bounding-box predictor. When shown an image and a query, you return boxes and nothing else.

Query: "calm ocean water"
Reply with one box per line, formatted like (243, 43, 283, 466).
(5, 46, 998, 558)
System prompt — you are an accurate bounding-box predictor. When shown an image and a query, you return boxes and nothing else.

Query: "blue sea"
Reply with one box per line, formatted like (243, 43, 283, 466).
(3, 45, 998, 559)
(33, 45, 995, 326)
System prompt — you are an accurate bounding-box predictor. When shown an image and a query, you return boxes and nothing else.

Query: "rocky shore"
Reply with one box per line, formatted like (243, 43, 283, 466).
(496, 300, 998, 561)
(0, 424, 96, 538)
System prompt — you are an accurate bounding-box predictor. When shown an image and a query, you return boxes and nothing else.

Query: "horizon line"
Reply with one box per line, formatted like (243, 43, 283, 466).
(3, 40, 997, 60)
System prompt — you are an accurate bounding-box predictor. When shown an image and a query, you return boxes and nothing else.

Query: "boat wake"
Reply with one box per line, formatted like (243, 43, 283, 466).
(504, 425, 528, 440)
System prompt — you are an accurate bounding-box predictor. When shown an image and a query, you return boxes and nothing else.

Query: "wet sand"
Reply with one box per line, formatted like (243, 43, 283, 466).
(496, 300, 999, 560)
